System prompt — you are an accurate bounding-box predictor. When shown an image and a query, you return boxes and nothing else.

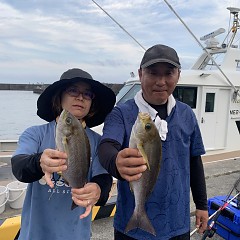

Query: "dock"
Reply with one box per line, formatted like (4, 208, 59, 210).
(0, 141, 240, 239)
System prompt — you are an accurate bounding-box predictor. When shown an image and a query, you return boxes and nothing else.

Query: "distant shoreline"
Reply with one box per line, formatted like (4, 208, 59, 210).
(0, 83, 123, 94)
(0, 83, 48, 91)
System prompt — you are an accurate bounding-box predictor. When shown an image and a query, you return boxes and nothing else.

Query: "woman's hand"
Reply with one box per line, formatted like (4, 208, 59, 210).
(40, 149, 67, 188)
(71, 183, 101, 219)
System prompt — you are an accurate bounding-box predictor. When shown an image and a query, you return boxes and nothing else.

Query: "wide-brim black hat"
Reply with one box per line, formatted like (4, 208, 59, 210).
(37, 68, 116, 128)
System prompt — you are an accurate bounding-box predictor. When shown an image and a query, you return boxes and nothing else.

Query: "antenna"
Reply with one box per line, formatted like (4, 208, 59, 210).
(200, 28, 225, 49)
(226, 7, 240, 46)
(227, 7, 240, 14)
(130, 72, 135, 78)
(200, 28, 225, 41)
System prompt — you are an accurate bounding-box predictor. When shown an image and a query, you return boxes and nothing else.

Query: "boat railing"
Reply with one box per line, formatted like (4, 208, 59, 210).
(0, 140, 17, 152)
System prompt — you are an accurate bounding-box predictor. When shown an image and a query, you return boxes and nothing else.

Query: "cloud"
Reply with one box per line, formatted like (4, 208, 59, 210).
(0, 0, 239, 84)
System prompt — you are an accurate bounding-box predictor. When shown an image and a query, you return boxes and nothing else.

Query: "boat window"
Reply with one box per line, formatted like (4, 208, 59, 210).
(235, 121, 240, 134)
(205, 93, 215, 112)
(117, 84, 141, 105)
(173, 86, 197, 108)
(116, 84, 133, 103)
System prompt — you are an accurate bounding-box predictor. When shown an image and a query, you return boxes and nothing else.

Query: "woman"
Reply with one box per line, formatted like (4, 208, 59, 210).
(11, 68, 116, 240)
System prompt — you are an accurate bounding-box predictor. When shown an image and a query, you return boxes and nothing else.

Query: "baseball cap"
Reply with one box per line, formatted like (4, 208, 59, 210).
(140, 44, 181, 69)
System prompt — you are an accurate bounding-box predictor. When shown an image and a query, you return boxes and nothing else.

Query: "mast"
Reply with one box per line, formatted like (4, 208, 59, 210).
(163, 0, 240, 96)
(226, 7, 240, 47)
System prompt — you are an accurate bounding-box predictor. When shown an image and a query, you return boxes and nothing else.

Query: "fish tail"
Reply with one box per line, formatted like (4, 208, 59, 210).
(124, 209, 156, 236)
(71, 201, 78, 210)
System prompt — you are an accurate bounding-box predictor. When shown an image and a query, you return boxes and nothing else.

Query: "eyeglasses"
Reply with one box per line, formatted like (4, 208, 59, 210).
(65, 87, 95, 100)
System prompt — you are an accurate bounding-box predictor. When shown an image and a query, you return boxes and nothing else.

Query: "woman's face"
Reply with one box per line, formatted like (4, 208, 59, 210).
(61, 81, 94, 120)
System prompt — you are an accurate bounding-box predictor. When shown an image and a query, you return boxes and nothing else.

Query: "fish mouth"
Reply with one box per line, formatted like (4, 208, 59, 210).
(139, 112, 151, 120)
(62, 109, 69, 119)
(139, 112, 151, 130)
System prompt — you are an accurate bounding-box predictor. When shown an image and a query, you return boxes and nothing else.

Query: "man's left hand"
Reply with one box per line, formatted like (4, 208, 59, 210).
(195, 209, 209, 234)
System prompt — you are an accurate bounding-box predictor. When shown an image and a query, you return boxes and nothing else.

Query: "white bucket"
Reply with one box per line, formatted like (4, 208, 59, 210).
(0, 186, 8, 214)
(7, 181, 27, 209)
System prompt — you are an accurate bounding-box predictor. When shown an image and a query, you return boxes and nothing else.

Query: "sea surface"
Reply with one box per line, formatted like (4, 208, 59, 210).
(0, 90, 46, 140)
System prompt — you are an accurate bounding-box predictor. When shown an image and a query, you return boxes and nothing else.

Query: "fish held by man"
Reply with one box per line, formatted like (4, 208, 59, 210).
(125, 112, 162, 236)
(55, 109, 91, 210)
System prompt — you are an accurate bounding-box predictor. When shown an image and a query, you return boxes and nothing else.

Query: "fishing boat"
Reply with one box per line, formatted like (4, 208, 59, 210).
(93, 7, 240, 158)
(33, 84, 47, 94)
(33, 86, 44, 94)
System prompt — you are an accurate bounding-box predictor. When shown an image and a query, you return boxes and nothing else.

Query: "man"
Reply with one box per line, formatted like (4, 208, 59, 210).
(99, 44, 208, 240)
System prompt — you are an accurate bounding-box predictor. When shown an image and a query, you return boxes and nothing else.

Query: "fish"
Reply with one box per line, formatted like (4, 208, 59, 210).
(125, 112, 162, 236)
(55, 109, 91, 210)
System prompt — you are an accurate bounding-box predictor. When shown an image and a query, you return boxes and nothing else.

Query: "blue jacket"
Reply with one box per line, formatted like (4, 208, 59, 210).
(101, 99, 205, 240)
(13, 121, 108, 240)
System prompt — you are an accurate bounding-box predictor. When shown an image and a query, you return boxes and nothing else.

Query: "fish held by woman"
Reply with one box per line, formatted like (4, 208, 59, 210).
(55, 109, 91, 210)
(125, 112, 162, 236)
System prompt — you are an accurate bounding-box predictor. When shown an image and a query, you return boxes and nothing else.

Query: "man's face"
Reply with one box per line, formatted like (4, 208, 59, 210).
(139, 62, 180, 105)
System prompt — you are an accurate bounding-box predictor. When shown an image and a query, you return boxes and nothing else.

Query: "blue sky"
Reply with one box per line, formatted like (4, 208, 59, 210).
(0, 0, 240, 84)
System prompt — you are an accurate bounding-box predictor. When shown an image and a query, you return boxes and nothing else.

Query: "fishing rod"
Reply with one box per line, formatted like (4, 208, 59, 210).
(190, 176, 240, 238)
(163, 0, 240, 97)
(190, 192, 240, 237)
(91, 0, 146, 51)
(201, 177, 240, 239)
(202, 195, 240, 238)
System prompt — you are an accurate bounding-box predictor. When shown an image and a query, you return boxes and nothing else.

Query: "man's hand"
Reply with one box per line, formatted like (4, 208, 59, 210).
(116, 148, 147, 182)
(195, 209, 209, 234)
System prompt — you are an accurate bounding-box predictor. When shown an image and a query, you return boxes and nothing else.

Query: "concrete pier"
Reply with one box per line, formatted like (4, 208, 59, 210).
(0, 148, 239, 239)
(0, 83, 124, 95)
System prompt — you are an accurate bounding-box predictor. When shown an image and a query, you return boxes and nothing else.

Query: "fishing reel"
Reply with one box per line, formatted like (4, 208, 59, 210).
(202, 226, 217, 239)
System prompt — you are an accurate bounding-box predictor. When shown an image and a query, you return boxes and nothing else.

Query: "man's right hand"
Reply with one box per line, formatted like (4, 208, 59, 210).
(116, 148, 147, 182)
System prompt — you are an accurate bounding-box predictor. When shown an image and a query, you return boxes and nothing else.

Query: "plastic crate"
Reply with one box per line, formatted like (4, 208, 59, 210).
(208, 195, 240, 240)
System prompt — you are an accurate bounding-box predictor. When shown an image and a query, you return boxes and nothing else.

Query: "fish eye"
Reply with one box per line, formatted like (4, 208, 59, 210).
(145, 123, 151, 131)
(65, 117, 72, 125)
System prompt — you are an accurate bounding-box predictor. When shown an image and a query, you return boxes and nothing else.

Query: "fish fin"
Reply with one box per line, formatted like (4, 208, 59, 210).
(125, 209, 156, 236)
(64, 179, 70, 186)
(71, 201, 78, 210)
(59, 137, 68, 176)
(48, 185, 58, 201)
(137, 143, 150, 170)
(62, 136, 69, 156)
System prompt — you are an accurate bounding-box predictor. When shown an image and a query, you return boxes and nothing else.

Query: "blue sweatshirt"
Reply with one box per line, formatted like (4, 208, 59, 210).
(101, 99, 205, 240)
(13, 121, 109, 240)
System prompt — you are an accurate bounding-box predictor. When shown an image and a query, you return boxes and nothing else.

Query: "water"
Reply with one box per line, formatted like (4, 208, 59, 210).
(0, 90, 46, 140)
